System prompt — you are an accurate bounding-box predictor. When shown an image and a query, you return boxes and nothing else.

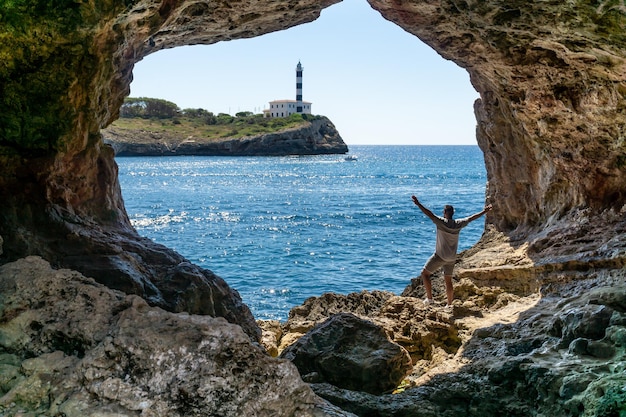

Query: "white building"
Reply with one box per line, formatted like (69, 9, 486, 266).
(263, 61, 313, 118)
(265, 100, 312, 118)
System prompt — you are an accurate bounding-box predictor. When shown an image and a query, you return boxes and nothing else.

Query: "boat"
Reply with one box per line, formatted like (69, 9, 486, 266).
(344, 155, 358, 161)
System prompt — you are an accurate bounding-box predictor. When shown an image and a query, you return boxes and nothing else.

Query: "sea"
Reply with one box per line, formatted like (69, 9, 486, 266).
(116, 145, 487, 321)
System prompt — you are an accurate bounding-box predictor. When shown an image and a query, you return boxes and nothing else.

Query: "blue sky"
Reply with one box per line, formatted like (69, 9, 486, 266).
(129, 0, 479, 145)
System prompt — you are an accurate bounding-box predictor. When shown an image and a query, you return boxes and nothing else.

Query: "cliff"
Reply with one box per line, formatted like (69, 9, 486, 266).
(0, 0, 624, 415)
(103, 116, 349, 156)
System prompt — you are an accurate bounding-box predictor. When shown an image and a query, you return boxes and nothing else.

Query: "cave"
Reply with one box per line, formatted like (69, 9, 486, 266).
(0, 0, 624, 414)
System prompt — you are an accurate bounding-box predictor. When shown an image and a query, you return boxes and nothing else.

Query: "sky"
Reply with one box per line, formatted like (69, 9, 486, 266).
(129, 0, 480, 146)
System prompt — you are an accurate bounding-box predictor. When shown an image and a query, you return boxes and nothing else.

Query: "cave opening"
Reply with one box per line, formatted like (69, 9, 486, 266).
(129, 0, 479, 146)
(112, 0, 486, 321)
(0, 4, 623, 412)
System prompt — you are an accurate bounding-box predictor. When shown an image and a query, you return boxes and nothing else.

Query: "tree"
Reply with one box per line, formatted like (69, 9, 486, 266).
(144, 98, 179, 118)
(204, 112, 217, 125)
(216, 113, 234, 125)
(120, 97, 180, 119)
(183, 108, 209, 118)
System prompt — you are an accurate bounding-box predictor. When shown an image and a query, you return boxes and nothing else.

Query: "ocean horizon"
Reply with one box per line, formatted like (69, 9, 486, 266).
(117, 145, 487, 321)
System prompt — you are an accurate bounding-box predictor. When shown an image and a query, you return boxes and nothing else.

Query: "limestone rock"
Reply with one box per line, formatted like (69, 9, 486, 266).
(279, 289, 482, 366)
(296, 271, 626, 416)
(280, 313, 412, 395)
(285, 290, 395, 334)
(103, 116, 348, 156)
(276, 289, 472, 395)
(258, 319, 283, 357)
(0, 257, 352, 417)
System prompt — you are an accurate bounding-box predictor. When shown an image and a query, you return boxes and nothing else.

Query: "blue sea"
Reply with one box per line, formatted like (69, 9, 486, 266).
(117, 145, 487, 321)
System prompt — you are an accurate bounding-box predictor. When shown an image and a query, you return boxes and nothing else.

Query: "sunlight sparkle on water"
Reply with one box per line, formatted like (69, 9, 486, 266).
(118, 146, 487, 321)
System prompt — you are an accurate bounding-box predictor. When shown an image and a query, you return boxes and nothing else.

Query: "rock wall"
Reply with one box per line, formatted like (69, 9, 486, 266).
(103, 116, 349, 156)
(369, 0, 626, 234)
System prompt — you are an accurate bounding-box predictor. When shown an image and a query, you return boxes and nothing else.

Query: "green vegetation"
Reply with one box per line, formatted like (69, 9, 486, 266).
(0, 0, 88, 153)
(0, 0, 133, 154)
(113, 97, 322, 140)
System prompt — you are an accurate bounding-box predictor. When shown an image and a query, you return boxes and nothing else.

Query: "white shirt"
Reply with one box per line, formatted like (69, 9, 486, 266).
(430, 216, 471, 262)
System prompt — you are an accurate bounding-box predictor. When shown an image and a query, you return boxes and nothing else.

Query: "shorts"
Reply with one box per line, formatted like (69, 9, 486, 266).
(423, 253, 455, 276)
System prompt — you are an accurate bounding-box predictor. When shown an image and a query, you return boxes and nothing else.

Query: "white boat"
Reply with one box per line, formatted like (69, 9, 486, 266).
(344, 155, 358, 161)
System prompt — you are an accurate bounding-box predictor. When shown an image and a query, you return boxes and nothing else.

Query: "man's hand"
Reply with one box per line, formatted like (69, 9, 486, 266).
(484, 204, 493, 212)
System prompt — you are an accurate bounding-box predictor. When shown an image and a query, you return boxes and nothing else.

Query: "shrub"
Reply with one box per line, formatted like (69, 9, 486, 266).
(217, 113, 234, 124)
(121, 97, 180, 119)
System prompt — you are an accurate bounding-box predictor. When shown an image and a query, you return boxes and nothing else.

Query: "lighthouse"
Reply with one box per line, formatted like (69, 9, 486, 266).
(263, 61, 312, 118)
(296, 61, 303, 113)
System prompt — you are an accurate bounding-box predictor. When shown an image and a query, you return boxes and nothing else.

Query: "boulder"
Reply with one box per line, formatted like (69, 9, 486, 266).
(280, 313, 412, 395)
(278, 289, 473, 365)
(0, 257, 350, 417)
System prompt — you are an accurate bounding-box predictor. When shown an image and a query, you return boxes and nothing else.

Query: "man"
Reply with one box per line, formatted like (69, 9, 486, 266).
(412, 195, 492, 306)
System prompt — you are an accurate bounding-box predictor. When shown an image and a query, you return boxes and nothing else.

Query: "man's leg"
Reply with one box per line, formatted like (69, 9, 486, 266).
(443, 261, 456, 305)
(444, 275, 454, 305)
(421, 254, 442, 304)
(422, 269, 434, 302)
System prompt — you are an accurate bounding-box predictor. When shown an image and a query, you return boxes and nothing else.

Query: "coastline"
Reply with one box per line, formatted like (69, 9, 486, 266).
(102, 116, 348, 156)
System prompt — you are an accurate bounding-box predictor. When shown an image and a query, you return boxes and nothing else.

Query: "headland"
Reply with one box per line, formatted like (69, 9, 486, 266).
(103, 114, 348, 156)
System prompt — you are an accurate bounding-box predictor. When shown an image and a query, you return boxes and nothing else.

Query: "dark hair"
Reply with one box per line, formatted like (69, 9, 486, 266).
(444, 205, 454, 215)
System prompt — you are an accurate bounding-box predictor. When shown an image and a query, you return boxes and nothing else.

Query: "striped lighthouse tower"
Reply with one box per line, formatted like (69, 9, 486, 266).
(295, 61, 303, 113)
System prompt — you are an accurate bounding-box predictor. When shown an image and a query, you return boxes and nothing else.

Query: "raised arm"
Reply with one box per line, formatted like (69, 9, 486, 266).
(411, 195, 439, 222)
(466, 204, 493, 222)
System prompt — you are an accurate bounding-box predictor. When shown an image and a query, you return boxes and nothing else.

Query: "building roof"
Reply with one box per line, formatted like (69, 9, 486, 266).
(269, 99, 312, 104)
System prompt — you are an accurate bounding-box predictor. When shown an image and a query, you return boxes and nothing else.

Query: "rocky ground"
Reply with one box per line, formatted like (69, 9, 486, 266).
(258, 272, 625, 416)
(259, 229, 626, 416)
(0, 230, 624, 416)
